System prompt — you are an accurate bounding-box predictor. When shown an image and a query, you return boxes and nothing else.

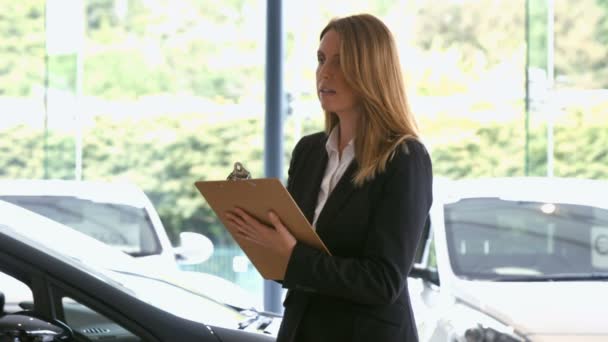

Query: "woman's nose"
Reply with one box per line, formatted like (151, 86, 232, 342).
(319, 64, 332, 79)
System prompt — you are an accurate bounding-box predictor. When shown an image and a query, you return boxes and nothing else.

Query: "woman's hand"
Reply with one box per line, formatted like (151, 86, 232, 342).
(225, 208, 296, 260)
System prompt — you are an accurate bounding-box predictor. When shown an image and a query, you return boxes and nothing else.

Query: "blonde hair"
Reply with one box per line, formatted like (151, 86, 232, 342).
(320, 14, 419, 186)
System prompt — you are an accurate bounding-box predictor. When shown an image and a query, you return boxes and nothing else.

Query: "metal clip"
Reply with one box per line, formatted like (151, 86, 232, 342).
(227, 162, 252, 181)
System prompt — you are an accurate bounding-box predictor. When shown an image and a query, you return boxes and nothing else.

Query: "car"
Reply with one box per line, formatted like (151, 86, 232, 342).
(0, 179, 261, 310)
(0, 199, 279, 341)
(409, 177, 608, 341)
(0, 179, 212, 269)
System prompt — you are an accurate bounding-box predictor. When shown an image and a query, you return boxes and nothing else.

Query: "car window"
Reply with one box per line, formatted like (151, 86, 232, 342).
(0, 273, 142, 341)
(0, 195, 161, 257)
(0, 272, 32, 314)
(62, 297, 142, 341)
(444, 198, 608, 279)
(0, 273, 75, 341)
(427, 237, 437, 270)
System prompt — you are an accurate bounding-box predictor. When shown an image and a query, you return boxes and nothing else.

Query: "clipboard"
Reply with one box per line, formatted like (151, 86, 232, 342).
(194, 162, 330, 280)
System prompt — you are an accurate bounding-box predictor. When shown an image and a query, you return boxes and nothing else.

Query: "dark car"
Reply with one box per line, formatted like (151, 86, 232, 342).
(0, 179, 261, 310)
(0, 200, 277, 341)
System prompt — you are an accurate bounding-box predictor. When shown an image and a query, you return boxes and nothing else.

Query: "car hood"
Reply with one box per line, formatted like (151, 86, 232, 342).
(452, 280, 608, 336)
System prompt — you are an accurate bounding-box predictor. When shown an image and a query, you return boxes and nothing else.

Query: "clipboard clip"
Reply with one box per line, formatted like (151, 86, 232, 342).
(227, 162, 252, 181)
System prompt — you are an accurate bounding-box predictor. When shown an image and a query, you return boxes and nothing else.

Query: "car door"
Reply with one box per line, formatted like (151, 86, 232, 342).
(409, 217, 444, 341)
(0, 252, 157, 342)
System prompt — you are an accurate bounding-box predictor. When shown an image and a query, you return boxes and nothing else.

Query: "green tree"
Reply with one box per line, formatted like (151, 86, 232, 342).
(0, 2, 45, 95)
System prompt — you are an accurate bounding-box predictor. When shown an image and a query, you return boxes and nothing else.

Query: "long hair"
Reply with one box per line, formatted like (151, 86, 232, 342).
(320, 14, 419, 186)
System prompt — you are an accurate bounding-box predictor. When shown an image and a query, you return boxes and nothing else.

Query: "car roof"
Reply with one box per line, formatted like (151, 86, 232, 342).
(439, 177, 608, 209)
(0, 179, 149, 207)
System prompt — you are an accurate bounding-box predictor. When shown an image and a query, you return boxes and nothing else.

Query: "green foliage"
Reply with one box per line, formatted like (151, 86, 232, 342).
(3, 0, 608, 97)
(84, 50, 176, 98)
(599, 0, 608, 44)
(528, 0, 548, 70)
(48, 55, 77, 91)
(2, 0, 608, 247)
(80, 0, 262, 101)
(553, 0, 608, 88)
(0, 1, 45, 96)
(3, 108, 607, 245)
(77, 113, 268, 244)
(1, 125, 77, 179)
(1, 126, 44, 178)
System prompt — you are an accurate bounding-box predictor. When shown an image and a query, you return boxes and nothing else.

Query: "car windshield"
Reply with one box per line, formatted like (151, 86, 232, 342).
(444, 198, 608, 280)
(97, 268, 245, 327)
(0, 195, 160, 257)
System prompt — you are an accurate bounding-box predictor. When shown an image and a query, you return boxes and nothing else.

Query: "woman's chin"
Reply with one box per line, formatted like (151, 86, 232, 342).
(319, 102, 335, 113)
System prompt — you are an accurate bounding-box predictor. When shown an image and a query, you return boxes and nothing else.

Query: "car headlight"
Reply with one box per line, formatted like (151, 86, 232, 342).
(443, 302, 527, 342)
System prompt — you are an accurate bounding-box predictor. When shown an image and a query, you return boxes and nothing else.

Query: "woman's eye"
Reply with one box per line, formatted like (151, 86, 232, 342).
(317, 57, 325, 65)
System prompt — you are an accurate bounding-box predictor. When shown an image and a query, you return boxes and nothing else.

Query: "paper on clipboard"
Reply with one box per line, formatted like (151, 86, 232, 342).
(194, 163, 330, 280)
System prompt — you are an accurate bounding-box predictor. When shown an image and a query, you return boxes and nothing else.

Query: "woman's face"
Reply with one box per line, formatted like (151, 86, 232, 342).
(316, 29, 357, 116)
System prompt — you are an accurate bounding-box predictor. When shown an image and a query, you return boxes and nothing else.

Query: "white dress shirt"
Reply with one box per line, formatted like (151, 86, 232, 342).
(312, 128, 355, 228)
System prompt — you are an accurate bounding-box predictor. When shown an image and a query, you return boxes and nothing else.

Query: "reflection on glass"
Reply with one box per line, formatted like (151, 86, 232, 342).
(445, 198, 608, 279)
(0, 195, 159, 256)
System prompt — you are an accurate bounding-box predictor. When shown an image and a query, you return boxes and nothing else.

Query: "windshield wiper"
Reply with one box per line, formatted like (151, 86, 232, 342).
(490, 273, 608, 282)
(124, 250, 156, 258)
(237, 308, 279, 330)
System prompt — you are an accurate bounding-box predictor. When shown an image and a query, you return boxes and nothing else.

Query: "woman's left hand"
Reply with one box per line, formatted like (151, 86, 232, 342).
(225, 208, 296, 260)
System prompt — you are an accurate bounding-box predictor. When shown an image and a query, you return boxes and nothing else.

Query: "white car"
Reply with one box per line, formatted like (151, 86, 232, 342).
(410, 177, 608, 342)
(0, 179, 260, 310)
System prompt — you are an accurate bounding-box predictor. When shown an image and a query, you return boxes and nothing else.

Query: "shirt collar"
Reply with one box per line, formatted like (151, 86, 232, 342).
(326, 126, 355, 156)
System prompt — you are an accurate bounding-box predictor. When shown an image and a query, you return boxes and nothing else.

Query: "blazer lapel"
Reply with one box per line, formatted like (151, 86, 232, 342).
(314, 160, 358, 232)
(300, 142, 328, 224)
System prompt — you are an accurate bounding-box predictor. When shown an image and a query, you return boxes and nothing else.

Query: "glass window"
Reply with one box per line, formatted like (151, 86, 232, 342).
(62, 297, 141, 341)
(428, 236, 438, 270)
(0, 195, 160, 256)
(0, 272, 33, 314)
(444, 198, 608, 279)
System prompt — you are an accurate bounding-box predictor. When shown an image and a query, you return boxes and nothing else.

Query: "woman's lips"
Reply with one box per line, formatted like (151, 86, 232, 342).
(319, 88, 337, 96)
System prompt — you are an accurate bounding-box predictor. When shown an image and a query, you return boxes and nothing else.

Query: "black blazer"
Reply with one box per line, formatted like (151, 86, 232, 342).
(276, 132, 433, 342)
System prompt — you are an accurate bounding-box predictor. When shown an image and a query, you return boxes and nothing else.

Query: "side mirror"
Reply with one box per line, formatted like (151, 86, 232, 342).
(410, 264, 440, 286)
(0, 311, 73, 341)
(174, 232, 214, 265)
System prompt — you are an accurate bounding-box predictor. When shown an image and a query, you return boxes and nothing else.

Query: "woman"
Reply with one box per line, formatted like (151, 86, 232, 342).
(226, 13, 432, 342)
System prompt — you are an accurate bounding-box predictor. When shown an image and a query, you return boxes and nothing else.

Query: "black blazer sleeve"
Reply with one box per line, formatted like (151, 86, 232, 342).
(282, 138, 433, 306)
